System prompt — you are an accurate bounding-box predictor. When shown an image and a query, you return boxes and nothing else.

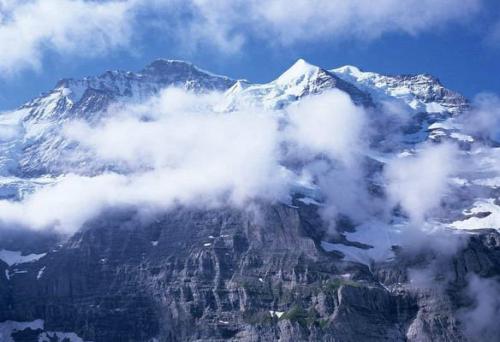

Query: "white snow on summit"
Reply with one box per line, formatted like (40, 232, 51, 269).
(274, 58, 322, 86)
(331, 65, 468, 115)
(220, 58, 354, 110)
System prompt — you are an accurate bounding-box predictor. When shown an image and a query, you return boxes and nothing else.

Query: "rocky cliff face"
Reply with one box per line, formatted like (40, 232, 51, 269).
(3, 202, 499, 341)
(0, 59, 499, 342)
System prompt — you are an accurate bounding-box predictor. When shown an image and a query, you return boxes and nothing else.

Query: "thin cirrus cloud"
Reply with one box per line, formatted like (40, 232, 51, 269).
(0, 0, 484, 75)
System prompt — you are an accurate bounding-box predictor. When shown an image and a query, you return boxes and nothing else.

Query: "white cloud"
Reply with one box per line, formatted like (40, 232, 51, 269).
(385, 143, 458, 225)
(0, 86, 487, 237)
(285, 90, 375, 228)
(0, 88, 375, 233)
(286, 89, 367, 166)
(0, 173, 128, 233)
(0, 0, 484, 74)
(180, 0, 482, 50)
(463, 93, 500, 142)
(0, 0, 135, 75)
(63, 89, 224, 170)
(0, 88, 294, 232)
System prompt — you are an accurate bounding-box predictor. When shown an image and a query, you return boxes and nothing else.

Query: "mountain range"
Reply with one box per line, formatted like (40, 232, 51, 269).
(0, 58, 499, 342)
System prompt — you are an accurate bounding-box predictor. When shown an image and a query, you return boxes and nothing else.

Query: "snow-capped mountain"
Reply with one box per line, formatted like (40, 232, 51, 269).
(23, 59, 235, 123)
(1, 58, 500, 342)
(221, 59, 372, 110)
(0, 57, 479, 204)
(0, 58, 484, 205)
(0, 60, 236, 178)
(2, 58, 472, 180)
(0, 57, 494, 242)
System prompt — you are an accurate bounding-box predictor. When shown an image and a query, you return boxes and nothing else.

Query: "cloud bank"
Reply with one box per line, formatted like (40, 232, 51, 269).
(0, 88, 293, 232)
(0, 88, 385, 234)
(0, 85, 479, 240)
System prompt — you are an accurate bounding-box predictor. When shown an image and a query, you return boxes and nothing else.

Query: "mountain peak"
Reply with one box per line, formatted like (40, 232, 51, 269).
(291, 58, 315, 69)
(275, 58, 322, 84)
(140, 59, 233, 82)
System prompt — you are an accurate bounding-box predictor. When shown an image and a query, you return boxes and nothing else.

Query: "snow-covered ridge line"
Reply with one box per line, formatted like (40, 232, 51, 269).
(331, 64, 468, 115)
(18, 59, 237, 123)
(0, 57, 473, 179)
(54, 59, 235, 93)
(220, 58, 372, 110)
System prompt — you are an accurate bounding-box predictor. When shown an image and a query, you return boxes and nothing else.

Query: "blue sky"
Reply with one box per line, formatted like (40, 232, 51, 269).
(0, 0, 499, 110)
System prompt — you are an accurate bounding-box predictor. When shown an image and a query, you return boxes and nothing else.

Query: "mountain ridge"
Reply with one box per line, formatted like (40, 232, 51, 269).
(14, 58, 466, 116)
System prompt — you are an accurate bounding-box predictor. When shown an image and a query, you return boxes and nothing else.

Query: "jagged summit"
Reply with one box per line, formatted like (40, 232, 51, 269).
(143, 58, 196, 69)
(140, 59, 202, 79)
(333, 64, 439, 82)
(274, 58, 322, 84)
(21, 59, 237, 124)
(54, 59, 232, 87)
(47, 59, 235, 107)
(221, 58, 372, 110)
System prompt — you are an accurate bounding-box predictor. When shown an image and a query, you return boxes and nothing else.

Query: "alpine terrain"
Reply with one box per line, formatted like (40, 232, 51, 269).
(0, 58, 499, 342)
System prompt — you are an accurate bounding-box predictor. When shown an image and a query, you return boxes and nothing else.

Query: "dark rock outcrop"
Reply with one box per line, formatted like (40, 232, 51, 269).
(2, 203, 498, 341)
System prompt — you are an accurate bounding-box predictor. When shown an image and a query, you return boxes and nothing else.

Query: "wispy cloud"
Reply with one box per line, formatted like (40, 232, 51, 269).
(385, 143, 458, 225)
(185, 0, 482, 47)
(0, 0, 136, 75)
(0, 88, 292, 232)
(459, 274, 500, 340)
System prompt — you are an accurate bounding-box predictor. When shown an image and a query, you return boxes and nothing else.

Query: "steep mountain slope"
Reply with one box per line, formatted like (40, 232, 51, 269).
(0, 59, 499, 342)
